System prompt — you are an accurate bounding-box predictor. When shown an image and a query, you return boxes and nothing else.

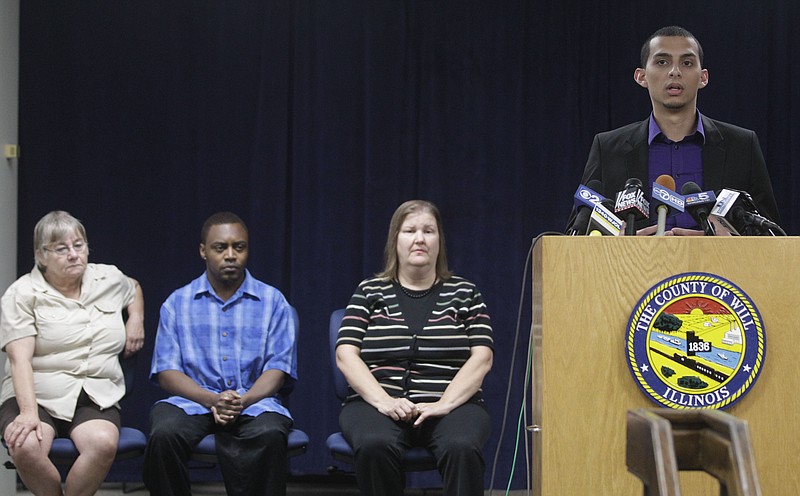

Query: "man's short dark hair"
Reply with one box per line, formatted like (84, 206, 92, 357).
(640, 26, 703, 68)
(201, 211, 248, 243)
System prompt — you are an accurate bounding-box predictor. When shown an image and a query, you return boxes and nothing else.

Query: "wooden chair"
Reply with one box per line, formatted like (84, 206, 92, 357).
(626, 408, 762, 496)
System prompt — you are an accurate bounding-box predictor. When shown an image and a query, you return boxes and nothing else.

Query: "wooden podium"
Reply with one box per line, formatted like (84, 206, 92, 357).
(531, 236, 800, 495)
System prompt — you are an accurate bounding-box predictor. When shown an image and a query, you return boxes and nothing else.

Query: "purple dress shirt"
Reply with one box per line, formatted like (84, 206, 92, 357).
(647, 112, 705, 229)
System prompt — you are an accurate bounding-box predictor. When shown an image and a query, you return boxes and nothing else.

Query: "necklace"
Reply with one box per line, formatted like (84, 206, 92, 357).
(398, 280, 437, 299)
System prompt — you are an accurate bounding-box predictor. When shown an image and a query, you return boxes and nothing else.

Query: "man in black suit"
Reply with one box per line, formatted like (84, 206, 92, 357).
(567, 26, 779, 235)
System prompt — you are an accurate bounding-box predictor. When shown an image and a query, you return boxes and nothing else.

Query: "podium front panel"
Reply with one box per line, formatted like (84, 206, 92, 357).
(531, 236, 800, 495)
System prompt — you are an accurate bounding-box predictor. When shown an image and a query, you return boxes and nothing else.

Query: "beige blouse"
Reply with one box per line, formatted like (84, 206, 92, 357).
(0, 263, 135, 421)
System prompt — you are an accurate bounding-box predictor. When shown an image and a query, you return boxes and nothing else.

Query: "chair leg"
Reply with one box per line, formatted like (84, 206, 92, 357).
(626, 409, 682, 496)
(631, 409, 762, 496)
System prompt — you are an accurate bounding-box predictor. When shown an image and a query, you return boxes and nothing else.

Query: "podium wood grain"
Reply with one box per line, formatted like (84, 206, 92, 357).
(531, 236, 800, 495)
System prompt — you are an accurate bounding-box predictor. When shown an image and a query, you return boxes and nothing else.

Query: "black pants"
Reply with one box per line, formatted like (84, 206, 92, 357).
(143, 402, 292, 496)
(339, 399, 490, 496)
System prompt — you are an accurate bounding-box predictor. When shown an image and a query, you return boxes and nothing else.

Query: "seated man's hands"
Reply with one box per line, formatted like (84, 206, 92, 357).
(211, 390, 243, 425)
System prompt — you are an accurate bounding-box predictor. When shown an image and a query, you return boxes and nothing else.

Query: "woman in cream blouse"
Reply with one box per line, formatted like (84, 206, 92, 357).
(0, 211, 144, 496)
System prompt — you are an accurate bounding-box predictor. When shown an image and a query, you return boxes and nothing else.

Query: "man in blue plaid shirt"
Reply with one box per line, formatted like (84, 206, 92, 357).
(144, 212, 297, 496)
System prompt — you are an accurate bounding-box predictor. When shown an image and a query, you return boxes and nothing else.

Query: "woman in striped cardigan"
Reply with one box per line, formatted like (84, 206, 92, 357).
(336, 199, 494, 496)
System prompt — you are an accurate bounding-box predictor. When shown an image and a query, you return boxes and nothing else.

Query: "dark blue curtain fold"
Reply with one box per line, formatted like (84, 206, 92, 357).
(16, 0, 799, 488)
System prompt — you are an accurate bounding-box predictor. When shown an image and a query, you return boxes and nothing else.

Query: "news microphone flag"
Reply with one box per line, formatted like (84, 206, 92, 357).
(710, 189, 745, 234)
(568, 180, 605, 235)
(651, 176, 683, 236)
(682, 184, 717, 236)
(711, 188, 784, 236)
(683, 190, 717, 210)
(573, 183, 605, 209)
(614, 178, 649, 236)
(587, 201, 623, 236)
(652, 182, 685, 214)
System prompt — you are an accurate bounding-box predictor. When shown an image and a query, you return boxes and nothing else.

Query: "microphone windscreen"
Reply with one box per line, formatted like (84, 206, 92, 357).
(655, 174, 676, 191)
(586, 179, 604, 197)
(681, 181, 702, 195)
(624, 178, 643, 189)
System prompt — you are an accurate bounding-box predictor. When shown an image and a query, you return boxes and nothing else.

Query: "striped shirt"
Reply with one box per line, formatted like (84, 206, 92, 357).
(337, 276, 493, 403)
(150, 270, 297, 419)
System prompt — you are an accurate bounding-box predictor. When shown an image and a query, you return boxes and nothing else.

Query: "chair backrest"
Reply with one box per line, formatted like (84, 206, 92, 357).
(120, 352, 137, 400)
(329, 309, 348, 401)
(278, 305, 300, 401)
(325, 308, 439, 473)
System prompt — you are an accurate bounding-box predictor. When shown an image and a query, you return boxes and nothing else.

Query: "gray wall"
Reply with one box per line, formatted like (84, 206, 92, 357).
(0, 3, 19, 280)
(0, 0, 19, 491)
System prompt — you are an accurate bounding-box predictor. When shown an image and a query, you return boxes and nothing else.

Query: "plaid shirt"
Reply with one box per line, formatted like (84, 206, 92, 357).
(150, 270, 296, 419)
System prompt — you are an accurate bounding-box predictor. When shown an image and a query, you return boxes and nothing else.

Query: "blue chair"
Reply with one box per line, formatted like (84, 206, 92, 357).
(47, 426, 147, 466)
(325, 308, 438, 472)
(4, 353, 147, 471)
(190, 305, 309, 464)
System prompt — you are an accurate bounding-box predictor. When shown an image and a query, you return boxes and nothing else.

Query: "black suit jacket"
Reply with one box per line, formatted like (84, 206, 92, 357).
(567, 115, 780, 231)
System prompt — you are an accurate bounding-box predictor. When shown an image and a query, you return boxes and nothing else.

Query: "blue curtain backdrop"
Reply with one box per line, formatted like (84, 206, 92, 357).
(15, 0, 799, 488)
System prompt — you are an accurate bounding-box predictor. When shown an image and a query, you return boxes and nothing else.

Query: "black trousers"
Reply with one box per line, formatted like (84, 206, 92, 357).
(339, 399, 491, 496)
(143, 402, 292, 496)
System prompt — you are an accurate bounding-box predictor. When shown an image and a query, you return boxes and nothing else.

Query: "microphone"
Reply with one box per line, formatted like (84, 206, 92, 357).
(651, 175, 684, 236)
(711, 188, 786, 236)
(567, 179, 605, 235)
(681, 182, 717, 236)
(587, 198, 623, 236)
(614, 178, 650, 236)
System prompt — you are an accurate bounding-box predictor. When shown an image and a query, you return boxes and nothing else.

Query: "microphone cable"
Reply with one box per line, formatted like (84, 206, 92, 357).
(486, 231, 564, 496)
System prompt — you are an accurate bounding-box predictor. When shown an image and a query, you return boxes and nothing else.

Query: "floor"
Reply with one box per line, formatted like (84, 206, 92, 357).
(16, 481, 529, 495)
(12, 467, 528, 495)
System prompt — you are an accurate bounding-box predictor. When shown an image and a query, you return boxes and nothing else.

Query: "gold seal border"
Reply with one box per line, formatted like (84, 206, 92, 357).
(627, 273, 765, 409)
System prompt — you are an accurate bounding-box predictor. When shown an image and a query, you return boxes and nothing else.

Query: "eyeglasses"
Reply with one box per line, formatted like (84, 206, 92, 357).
(45, 241, 88, 256)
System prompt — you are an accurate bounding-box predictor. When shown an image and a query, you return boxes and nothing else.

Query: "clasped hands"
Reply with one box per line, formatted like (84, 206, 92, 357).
(377, 397, 446, 427)
(211, 390, 243, 426)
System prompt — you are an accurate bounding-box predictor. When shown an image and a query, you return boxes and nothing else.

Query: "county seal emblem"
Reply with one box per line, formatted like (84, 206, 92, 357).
(626, 272, 765, 409)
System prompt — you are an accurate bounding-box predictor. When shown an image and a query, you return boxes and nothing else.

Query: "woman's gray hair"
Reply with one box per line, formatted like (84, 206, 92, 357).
(33, 211, 88, 265)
